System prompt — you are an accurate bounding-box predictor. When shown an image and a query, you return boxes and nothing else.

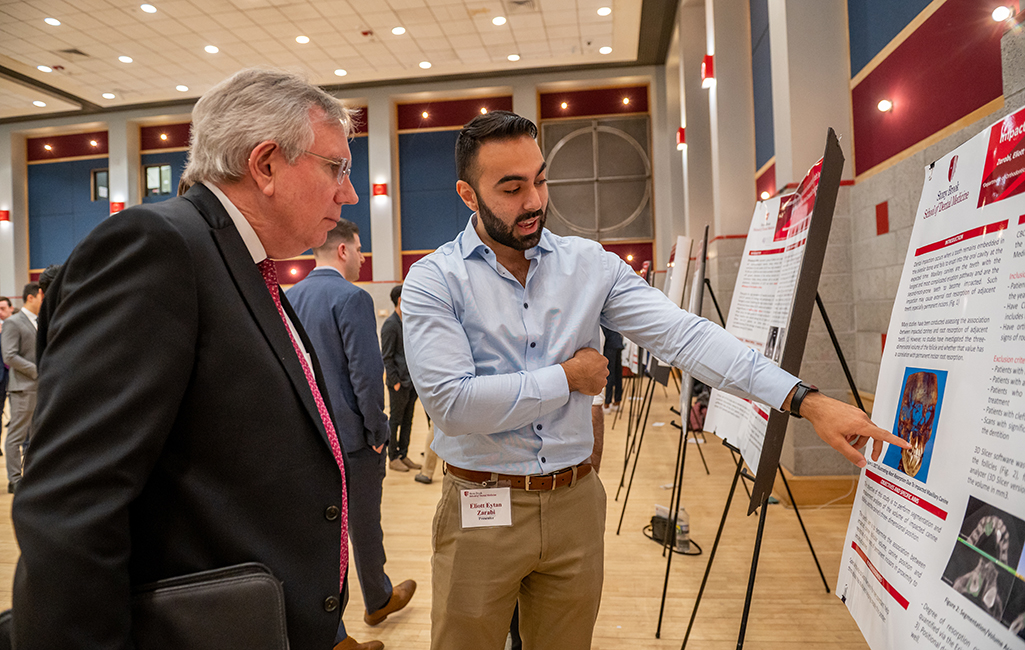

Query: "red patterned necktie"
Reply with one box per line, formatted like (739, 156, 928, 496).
(259, 258, 348, 590)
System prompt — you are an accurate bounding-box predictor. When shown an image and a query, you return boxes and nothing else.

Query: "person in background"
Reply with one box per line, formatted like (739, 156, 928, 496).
(37, 265, 62, 295)
(0, 296, 12, 430)
(380, 283, 420, 474)
(2, 284, 42, 493)
(601, 325, 624, 409)
(288, 220, 416, 650)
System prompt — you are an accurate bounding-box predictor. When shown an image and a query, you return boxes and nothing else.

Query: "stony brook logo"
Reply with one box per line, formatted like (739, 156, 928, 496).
(948, 155, 958, 182)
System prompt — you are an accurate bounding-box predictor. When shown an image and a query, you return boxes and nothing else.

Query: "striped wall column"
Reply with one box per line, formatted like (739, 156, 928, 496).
(677, 2, 714, 246)
(106, 115, 141, 210)
(366, 90, 398, 283)
(0, 131, 28, 300)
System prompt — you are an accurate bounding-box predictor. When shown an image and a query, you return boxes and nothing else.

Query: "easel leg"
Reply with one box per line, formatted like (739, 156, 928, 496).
(617, 377, 654, 501)
(616, 377, 656, 534)
(778, 468, 830, 593)
(690, 429, 710, 475)
(736, 496, 770, 650)
(730, 449, 752, 501)
(656, 417, 690, 638)
(681, 457, 745, 650)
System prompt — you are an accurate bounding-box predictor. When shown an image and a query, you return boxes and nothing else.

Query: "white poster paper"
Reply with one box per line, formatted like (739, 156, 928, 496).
(839, 107, 1025, 650)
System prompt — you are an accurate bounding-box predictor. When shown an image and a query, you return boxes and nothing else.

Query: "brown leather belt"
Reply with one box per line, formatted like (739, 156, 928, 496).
(445, 463, 592, 491)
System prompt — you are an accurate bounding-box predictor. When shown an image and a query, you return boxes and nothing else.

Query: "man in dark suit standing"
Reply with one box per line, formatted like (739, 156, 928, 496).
(2, 283, 42, 493)
(288, 220, 416, 650)
(380, 284, 420, 474)
(0, 296, 12, 427)
(12, 68, 361, 650)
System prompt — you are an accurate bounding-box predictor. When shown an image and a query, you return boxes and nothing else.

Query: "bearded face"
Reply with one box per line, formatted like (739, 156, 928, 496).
(896, 372, 939, 477)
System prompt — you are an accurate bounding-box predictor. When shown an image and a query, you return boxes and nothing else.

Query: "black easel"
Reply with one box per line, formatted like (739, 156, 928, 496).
(679, 293, 865, 649)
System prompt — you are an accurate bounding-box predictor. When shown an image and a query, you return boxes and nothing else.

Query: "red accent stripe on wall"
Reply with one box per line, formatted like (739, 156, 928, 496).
(851, 0, 1006, 176)
(402, 252, 430, 278)
(756, 162, 776, 200)
(875, 201, 889, 236)
(27, 131, 108, 161)
(141, 123, 190, 150)
(275, 256, 374, 285)
(539, 85, 649, 120)
(397, 96, 513, 131)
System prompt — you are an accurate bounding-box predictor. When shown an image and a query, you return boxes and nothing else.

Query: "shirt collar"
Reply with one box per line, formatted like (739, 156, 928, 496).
(201, 181, 268, 264)
(315, 265, 344, 277)
(458, 213, 554, 260)
(22, 308, 38, 327)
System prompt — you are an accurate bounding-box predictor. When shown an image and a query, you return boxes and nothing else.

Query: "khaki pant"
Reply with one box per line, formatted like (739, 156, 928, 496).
(431, 470, 606, 650)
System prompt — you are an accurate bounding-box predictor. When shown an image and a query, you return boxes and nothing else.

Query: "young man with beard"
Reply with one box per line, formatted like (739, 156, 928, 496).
(400, 110, 907, 649)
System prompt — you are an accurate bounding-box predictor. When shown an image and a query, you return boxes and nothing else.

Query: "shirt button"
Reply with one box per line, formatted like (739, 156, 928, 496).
(536, 424, 542, 430)
(523, 302, 528, 309)
(324, 596, 339, 612)
(541, 457, 546, 463)
(530, 342, 536, 348)
(325, 506, 340, 521)
(484, 248, 490, 254)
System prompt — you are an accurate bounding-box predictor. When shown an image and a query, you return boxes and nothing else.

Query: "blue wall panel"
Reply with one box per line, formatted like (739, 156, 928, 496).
(141, 150, 187, 204)
(345, 135, 372, 252)
(28, 158, 110, 269)
(399, 130, 470, 251)
(848, 0, 932, 76)
(750, 0, 774, 170)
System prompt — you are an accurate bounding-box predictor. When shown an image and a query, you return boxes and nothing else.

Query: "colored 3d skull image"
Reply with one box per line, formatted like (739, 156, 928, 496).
(896, 371, 938, 477)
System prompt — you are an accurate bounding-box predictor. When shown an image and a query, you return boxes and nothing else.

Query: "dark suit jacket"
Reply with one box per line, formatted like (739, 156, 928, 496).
(12, 184, 345, 650)
(380, 311, 410, 390)
(1, 310, 37, 392)
(287, 268, 389, 454)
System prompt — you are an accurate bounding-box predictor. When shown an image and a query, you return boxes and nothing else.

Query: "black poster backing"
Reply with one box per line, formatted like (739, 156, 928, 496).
(747, 128, 845, 514)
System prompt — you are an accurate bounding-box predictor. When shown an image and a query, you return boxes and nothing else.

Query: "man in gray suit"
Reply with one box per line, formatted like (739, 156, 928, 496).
(0, 296, 12, 425)
(2, 283, 42, 493)
(288, 219, 416, 650)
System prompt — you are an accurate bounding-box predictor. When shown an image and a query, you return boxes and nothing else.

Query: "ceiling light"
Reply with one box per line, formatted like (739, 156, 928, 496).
(422, 111, 429, 118)
(701, 54, 716, 88)
(119, 55, 133, 63)
(676, 127, 686, 150)
(33, 101, 46, 107)
(480, 107, 488, 114)
(599, 46, 612, 54)
(626, 254, 634, 261)
(391, 26, 405, 35)
(44, 144, 52, 151)
(760, 191, 770, 200)
(204, 45, 219, 54)
(597, 7, 612, 16)
(140, 4, 156, 13)
(334, 69, 347, 76)
(37, 65, 52, 73)
(622, 97, 630, 105)
(493, 16, 507, 25)
(878, 99, 893, 112)
(993, 6, 1013, 21)
(176, 84, 189, 92)
(296, 35, 310, 44)
(419, 61, 432, 69)
(44, 17, 60, 26)
(102, 92, 116, 99)
(90, 140, 98, 147)
(160, 133, 168, 140)
(560, 102, 568, 109)
(508, 54, 520, 61)
(290, 267, 298, 276)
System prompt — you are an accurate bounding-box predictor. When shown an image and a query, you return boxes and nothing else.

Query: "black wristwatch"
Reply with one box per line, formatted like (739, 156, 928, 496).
(788, 382, 818, 419)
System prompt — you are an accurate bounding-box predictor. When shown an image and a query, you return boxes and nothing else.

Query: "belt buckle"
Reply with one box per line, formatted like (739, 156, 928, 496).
(524, 475, 540, 492)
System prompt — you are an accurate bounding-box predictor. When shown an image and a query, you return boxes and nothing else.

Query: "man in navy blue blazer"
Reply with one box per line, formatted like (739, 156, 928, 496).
(289, 219, 416, 650)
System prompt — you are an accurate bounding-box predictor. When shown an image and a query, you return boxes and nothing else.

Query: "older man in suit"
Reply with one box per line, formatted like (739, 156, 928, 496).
(2, 284, 42, 493)
(288, 219, 416, 650)
(12, 68, 361, 649)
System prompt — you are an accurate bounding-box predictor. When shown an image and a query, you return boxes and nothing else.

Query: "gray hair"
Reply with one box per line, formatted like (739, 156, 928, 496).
(182, 68, 352, 185)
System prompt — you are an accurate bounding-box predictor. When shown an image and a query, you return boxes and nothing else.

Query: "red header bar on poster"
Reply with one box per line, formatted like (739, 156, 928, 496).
(750, 247, 785, 256)
(851, 541, 910, 610)
(914, 220, 1008, 257)
(865, 469, 948, 520)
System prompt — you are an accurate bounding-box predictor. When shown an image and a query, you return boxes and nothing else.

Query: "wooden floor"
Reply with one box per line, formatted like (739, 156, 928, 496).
(0, 383, 871, 649)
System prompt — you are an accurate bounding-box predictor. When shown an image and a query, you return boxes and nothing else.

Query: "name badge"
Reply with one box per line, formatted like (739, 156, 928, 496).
(459, 487, 512, 528)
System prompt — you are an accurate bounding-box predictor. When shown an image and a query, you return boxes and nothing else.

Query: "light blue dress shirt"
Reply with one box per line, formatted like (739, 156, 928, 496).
(402, 217, 799, 475)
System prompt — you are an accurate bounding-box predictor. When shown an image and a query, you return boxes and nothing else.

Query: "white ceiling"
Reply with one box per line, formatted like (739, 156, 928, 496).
(0, 0, 651, 120)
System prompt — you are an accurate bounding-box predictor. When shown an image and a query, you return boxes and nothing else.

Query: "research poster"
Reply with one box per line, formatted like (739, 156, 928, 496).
(839, 107, 1025, 650)
(703, 159, 824, 470)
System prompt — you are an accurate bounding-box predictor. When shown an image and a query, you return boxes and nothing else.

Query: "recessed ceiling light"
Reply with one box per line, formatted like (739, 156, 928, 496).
(204, 45, 219, 54)
(33, 100, 47, 107)
(599, 46, 612, 54)
(160, 133, 168, 140)
(334, 69, 347, 76)
(480, 107, 488, 114)
(102, 92, 116, 99)
(140, 4, 156, 13)
(622, 97, 630, 104)
(993, 6, 1012, 21)
(176, 84, 189, 92)
(560, 102, 568, 109)
(508, 54, 520, 61)
(90, 140, 98, 147)
(37, 65, 52, 73)
(421, 111, 429, 118)
(43, 144, 52, 151)
(392, 26, 405, 35)
(597, 7, 612, 16)
(119, 55, 133, 63)
(419, 61, 431, 69)
(493, 16, 507, 25)
(296, 35, 310, 44)
(877, 99, 893, 112)
(760, 191, 770, 200)
(44, 17, 60, 26)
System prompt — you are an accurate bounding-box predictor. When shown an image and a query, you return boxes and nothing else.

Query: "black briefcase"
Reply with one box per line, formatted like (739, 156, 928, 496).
(131, 562, 288, 650)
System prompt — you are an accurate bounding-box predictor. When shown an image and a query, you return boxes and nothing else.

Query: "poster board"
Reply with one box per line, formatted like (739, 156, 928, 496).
(839, 107, 1025, 650)
(680, 226, 710, 419)
(702, 128, 845, 511)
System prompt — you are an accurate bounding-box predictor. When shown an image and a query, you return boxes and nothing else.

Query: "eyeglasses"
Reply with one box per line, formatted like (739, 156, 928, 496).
(303, 150, 352, 184)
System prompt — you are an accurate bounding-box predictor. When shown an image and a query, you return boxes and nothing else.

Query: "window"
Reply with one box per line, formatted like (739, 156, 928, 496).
(145, 164, 172, 196)
(92, 169, 109, 201)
